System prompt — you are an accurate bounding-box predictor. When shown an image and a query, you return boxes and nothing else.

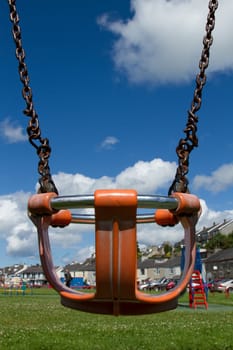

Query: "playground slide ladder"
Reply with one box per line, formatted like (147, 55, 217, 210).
(189, 270, 208, 309)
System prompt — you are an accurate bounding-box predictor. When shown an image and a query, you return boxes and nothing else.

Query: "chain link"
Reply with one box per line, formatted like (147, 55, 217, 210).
(8, 0, 58, 194)
(169, 0, 218, 194)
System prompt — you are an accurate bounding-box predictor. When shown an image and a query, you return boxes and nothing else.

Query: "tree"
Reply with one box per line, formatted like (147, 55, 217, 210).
(137, 241, 142, 259)
(163, 242, 172, 257)
(205, 232, 230, 251)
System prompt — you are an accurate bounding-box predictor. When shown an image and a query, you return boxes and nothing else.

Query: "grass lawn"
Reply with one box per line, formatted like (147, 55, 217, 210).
(0, 288, 233, 350)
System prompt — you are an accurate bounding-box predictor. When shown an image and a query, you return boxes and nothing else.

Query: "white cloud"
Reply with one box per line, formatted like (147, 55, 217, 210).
(98, 0, 233, 84)
(198, 199, 233, 230)
(50, 227, 84, 249)
(54, 158, 177, 195)
(0, 118, 27, 143)
(0, 192, 38, 259)
(73, 246, 95, 264)
(100, 136, 119, 149)
(1, 158, 233, 265)
(0, 192, 30, 236)
(193, 163, 233, 192)
(116, 158, 176, 192)
(6, 233, 36, 257)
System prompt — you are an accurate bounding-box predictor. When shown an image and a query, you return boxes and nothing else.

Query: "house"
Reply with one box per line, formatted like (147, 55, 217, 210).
(64, 259, 96, 286)
(176, 219, 233, 247)
(204, 247, 233, 281)
(158, 256, 182, 279)
(196, 219, 233, 245)
(137, 256, 182, 282)
(141, 245, 165, 259)
(0, 264, 27, 286)
(22, 264, 62, 287)
(0, 264, 26, 278)
(137, 259, 162, 282)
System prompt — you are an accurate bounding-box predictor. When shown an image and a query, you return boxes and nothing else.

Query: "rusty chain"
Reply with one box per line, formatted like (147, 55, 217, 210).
(8, 0, 58, 194)
(169, 0, 218, 194)
(7, 0, 218, 196)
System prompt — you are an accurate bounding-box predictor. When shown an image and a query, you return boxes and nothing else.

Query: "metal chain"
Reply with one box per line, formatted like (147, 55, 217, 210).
(8, 0, 58, 194)
(7, 0, 218, 196)
(169, 0, 218, 194)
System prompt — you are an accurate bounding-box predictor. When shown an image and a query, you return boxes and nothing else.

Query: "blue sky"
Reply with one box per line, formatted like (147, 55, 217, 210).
(0, 0, 233, 267)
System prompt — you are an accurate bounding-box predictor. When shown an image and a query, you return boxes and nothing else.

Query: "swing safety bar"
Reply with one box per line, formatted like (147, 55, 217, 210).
(50, 194, 180, 209)
(28, 190, 200, 316)
(50, 194, 179, 224)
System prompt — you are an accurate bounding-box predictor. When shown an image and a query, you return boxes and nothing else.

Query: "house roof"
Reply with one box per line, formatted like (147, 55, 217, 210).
(0, 264, 25, 275)
(138, 259, 164, 269)
(138, 256, 181, 269)
(196, 219, 233, 237)
(22, 265, 45, 273)
(64, 262, 96, 272)
(159, 256, 181, 268)
(205, 247, 233, 263)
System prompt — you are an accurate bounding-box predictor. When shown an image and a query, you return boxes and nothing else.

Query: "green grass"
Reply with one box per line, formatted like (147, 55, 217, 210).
(0, 289, 233, 350)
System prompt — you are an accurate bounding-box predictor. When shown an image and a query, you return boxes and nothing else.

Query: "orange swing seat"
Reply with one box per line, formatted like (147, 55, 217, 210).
(28, 189, 200, 316)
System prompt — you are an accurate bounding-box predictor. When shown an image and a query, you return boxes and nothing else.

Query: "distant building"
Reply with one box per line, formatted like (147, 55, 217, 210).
(137, 256, 181, 282)
(141, 245, 165, 260)
(63, 260, 96, 286)
(0, 264, 26, 278)
(21, 265, 62, 287)
(0, 264, 26, 285)
(196, 219, 233, 245)
(204, 247, 233, 280)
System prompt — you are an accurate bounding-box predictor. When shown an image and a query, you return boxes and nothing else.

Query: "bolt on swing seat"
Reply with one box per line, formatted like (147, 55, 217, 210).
(28, 189, 200, 316)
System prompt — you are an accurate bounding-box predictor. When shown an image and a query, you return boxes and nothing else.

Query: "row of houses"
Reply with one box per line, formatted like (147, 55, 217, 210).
(1, 219, 233, 287)
(174, 218, 233, 249)
(195, 218, 233, 245)
(1, 246, 233, 287)
(0, 258, 98, 287)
